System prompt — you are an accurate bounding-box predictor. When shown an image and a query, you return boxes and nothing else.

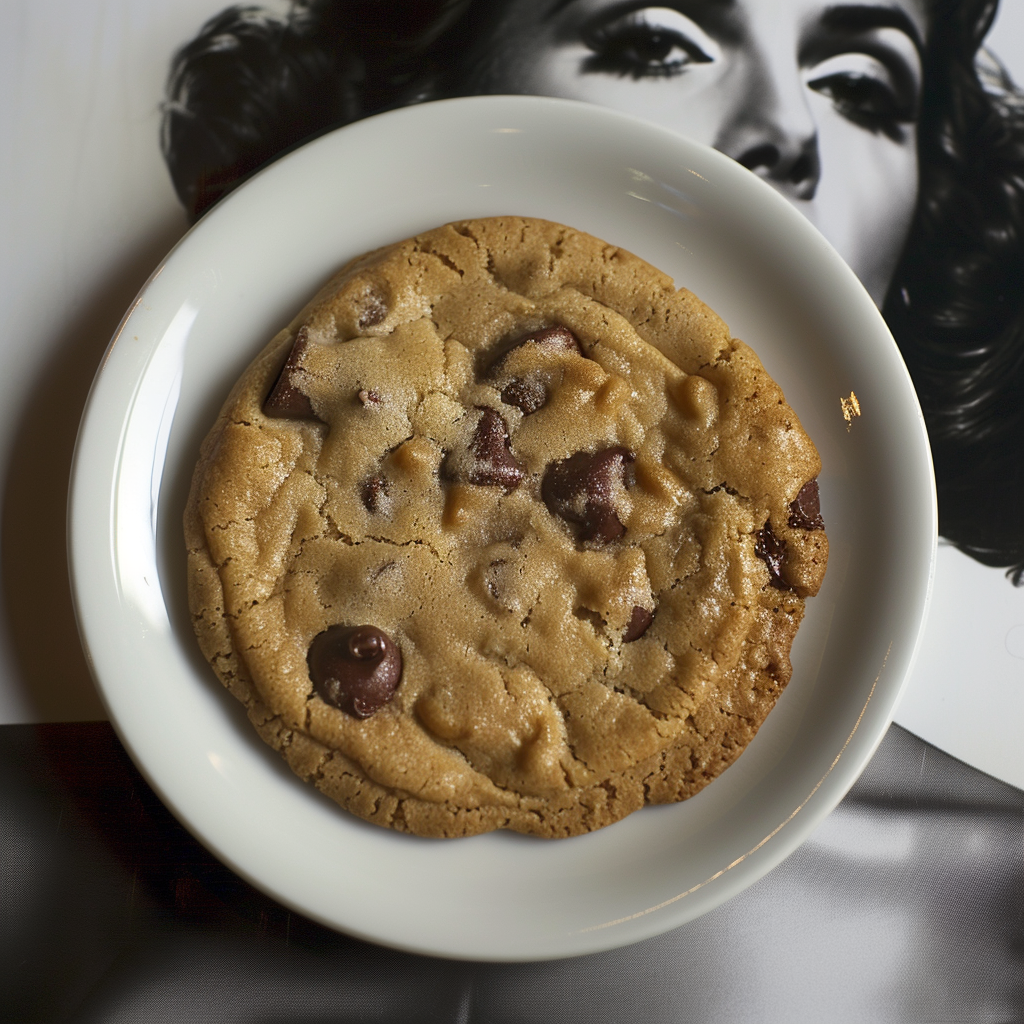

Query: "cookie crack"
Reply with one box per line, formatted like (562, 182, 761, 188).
(430, 315, 455, 343)
(310, 749, 335, 784)
(207, 517, 250, 533)
(427, 249, 465, 278)
(365, 534, 448, 565)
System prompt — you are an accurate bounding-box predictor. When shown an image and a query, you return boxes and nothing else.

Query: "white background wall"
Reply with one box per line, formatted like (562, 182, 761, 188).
(989, 0, 1024, 81)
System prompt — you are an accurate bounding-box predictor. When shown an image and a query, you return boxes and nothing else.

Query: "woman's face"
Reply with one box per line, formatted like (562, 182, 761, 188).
(469, 0, 927, 306)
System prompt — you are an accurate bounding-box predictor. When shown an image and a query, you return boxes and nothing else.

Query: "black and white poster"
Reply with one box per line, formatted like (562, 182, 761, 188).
(2, 2, 1023, 1018)
(5, 0, 1023, 778)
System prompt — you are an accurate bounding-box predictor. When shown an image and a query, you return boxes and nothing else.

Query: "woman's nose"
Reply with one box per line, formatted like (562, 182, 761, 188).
(735, 135, 820, 199)
(713, 34, 821, 201)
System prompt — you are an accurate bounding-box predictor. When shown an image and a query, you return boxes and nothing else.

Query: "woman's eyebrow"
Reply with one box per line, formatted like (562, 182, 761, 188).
(820, 5, 924, 56)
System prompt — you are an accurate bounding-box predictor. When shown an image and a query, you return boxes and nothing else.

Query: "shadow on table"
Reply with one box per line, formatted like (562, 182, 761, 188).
(1, 720, 1023, 1024)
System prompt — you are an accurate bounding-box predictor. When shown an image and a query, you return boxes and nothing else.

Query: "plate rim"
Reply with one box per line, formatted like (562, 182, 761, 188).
(68, 93, 937, 960)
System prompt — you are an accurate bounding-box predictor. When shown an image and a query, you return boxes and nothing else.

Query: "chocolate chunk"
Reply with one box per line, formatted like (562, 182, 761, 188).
(466, 408, 525, 490)
(755, 522, 790, 590)
(307, 624, 402, 719)
(541, 447, 634, 545)
(623, 605, 653, 642)
(493, 326, 583, 416)
(788, 479, 824, 530)
(501, 376, 548, 415)
(361, 472, 388, 513)
(357, 291, 388, 329)
(263, 328, 319, 420)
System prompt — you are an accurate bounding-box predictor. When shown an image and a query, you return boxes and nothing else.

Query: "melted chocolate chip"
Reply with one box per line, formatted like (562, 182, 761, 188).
(541, 447, 634, 545)
(307, 624, 402, 719)
(755, 522, 790, 590)
(501, 376, 548, 415)
(263, 328, 319, 420)
(493, 326, 583, 416)
(361, 472, 388, 513)
(788, 479, 824, 530)
(623, 605, 653, 642)
(357, 292, 388, 329)
(466, 408, 525, 490)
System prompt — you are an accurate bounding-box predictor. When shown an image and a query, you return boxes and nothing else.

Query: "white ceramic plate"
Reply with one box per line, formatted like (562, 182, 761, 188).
(69, 96, 935, 961)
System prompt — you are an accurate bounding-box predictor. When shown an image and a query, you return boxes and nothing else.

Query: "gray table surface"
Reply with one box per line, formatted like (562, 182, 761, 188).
(2, 720, 1022, 1023)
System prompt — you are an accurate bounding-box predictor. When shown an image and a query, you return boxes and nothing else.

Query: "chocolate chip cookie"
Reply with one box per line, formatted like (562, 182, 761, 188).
(185, 217, 827, 838)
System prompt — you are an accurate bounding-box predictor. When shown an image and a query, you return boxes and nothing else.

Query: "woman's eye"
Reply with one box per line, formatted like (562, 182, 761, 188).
(583, 7, 720, 79)
(807, 53, 917, 137)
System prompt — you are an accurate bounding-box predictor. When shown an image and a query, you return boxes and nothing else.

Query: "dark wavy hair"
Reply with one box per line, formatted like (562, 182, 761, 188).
(162, 0, 1024, 583)
(882, 0, 1024, 583)
(160, 1, 469, 215)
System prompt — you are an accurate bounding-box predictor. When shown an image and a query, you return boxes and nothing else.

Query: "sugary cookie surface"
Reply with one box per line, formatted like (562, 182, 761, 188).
(185, 217, 827, 838)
